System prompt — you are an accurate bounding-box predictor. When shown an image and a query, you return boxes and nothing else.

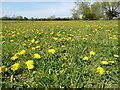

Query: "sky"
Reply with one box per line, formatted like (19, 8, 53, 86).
(1, 0, 96, 18)
(2, 2, 74, 18)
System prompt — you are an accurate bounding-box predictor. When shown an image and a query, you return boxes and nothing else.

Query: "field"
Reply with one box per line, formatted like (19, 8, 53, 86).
(1, 20, 119, 88)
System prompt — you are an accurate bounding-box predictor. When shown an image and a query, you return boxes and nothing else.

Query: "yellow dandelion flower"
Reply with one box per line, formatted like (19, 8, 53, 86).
(50, 32, 54, 35)
(34, 53, 41, 59)
(19, 50, 26, 55)
(114, 54, 119, 58)
(12, 34, 16, 37)
(32, 47, 36, 50)
(108, 61, 115, 64)
(2, 41, 5, 44)
(53, 37, 58, 41)
(36, 46, 40, 49)
(57, 33, 61, 37)
(89, 34, 92, 36)
(48, 49, 56, 54)
(35, 41, 39, 44)
(113, 35, 117, 39)
(10, 40, 14, 43)
(27, 65, 34, 70)
(48, 46, 53, 49)
(83, 56, 89, 60)
(63, 56, 67, 60)
(101, 61, 108, 65)
(0, 66, 8, 73)
(61, 45, 65, 48)
(22, 43, 27, 46)
(11, 55, 18, 61)
(26, 60, 34, 65)
(89, 51, 95, 56)
(11, 63, 20, 71)
(82, 38, 87, 40)
(96, 67, 104, 75)
(31, 39, 35, 43)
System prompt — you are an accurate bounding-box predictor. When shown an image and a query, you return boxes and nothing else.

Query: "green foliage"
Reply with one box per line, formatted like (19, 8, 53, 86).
(82, 13, 99, 20)
(72, 1, 120, 20)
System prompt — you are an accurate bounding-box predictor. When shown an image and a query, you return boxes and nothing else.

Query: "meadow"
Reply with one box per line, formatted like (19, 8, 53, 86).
(1, 20, 119, 88)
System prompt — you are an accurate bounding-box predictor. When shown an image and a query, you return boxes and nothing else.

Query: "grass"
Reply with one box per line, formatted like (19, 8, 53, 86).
(1, 20, 119, 88)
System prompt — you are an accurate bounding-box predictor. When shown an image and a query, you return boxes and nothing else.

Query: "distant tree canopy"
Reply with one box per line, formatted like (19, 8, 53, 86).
(72, 0, 120, 20)
(0, 15, 74, 21)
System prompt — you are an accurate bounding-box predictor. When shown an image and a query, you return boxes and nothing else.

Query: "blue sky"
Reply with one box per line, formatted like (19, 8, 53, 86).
(1, 0, 95, 18)
(2, 1, 75, 18)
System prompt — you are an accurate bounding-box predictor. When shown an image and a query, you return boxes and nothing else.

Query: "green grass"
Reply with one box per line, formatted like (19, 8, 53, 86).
(1, 20, 119, 88)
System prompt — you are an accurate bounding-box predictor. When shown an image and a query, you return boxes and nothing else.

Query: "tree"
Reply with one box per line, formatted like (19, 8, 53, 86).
(101, 1, 120, 19)
(1, 16, 9, 20)
(72, 1, 99, 20)
(71, 9, 80, 19)
(72, 0, 120, 20)
(71, 1, 91, 20)
(16, 16, 23, 20)
(48, 15, 56, 20)
(24, 17, 28, 20)
(30, 17, 34, 20)
(91, 2, 103, 19)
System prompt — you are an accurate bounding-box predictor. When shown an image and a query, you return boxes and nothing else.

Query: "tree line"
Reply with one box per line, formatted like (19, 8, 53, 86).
(0, 15, 75, 21)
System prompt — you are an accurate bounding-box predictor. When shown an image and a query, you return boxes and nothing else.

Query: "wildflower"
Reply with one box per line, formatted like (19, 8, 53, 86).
(0, 66, 8, 73)
(89, 51, 95, 56)
(82, 38, 87, 40)
(32, 47, 36, 50)
(10, 40, 14, 42)
(96, 67, 104, 75)
(50, 32, 54, 35)
(63, 56, 67, 60)
(89, 34, 92, 36)
(109, 37, 113, 39)
(114, 54, 119, 58)
(48, 46, 53, 49)
(26, 60, 34, 65)
(108, 61, 115, 64)
(27, 65, 34, 70)
(66, 37, 72, 41)
(57, 33, 61, 37)
(22, 43, 27, 46)
(36, 46, 40, 49)
(48, 49, 56, 54)
(101, 61, 108, 65)
(19, 50, 26, 55)
(61, 45, 65, 48)
(34, 53, 41, 59)
(11, 55, 18, 61)
(11, 63, 20, 71)
(12, 34, 16, 37)
(113, 35, 117, 39)
(31, 39, 35, 43)
(39, 32, 42, 35)
(53, 37, 58, 41)
(1, 35, 4, 38)
(83, 56, 89, 60)
(35, 41, 39, 44)
(2, 41, 5, 44)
